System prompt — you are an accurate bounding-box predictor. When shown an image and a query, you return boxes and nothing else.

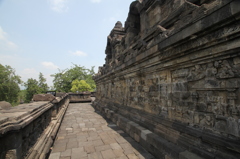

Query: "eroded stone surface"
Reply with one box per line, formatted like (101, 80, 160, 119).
(0, 94, 69, 159)
(94, 0, 240, 158)
(0, 101, 12, 110)
(33, 94, 55, 101)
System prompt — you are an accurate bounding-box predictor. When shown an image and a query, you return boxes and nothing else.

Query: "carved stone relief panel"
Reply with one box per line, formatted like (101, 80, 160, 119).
(168, 59, 240, 127)
(145, 76, 160, 114)
(93, 1, 240, 157)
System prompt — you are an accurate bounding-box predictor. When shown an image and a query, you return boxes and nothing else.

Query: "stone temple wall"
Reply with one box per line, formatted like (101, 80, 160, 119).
(93, 0, 240, 158)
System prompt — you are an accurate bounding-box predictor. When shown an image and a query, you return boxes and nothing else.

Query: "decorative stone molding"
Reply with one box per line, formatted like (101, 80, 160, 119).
(94, 0, 240, 158)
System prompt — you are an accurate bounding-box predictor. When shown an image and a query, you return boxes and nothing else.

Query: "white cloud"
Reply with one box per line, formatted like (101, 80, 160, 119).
(20, 68, 55, 88)
(41, 61, 59, 70)
(23, 68, 38, 75)
(0, 26, 18, 50)
(0, 54, 29, 72)
(21, 68, 39, 81)
(0, 26, 7, 40)
(49, 0, 69, 12)
(90, 0, 102, 3)
(6, 41, 18, 49)
(70, 50, 87, 57)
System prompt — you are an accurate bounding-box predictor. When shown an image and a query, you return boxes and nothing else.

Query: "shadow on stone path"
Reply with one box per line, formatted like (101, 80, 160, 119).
(49, 103, 155, 159)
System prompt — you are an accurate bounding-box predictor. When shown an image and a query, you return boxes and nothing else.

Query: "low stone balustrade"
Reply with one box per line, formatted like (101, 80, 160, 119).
(69, 92, 92, 103)
(0, 94, 69, 159)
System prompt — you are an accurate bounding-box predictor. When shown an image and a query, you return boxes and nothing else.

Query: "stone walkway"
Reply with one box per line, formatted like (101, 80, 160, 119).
(49, 103, 155, 159)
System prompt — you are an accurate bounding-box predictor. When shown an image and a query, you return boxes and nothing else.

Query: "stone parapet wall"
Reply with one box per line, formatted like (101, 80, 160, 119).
(69, 93, 92, 103)
(94, 0, 240, 158)
(0, 94, 69, 159)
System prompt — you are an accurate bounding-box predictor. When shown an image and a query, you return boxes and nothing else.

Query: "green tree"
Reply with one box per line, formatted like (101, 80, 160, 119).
(85, 66, 96, 91)
(24, 78, 41, 102)
(51, 64, 96, 92)
(0, 64, 22, 105)
(18, 90, 27, 104)
(38, 72, 49, 93)
(24, 73, 49, 103)
(70, 79, 91, 92)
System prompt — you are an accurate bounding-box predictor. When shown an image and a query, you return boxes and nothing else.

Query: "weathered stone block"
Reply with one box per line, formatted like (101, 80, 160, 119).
(140, 130, 152, 141)
(0, 101, 12, 110)
(33, 94, 55, 101)
(179, 151, 203, 159)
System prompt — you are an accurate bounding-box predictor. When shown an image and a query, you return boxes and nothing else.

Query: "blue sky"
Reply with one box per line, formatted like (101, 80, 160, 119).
(0, 0, 132, 88)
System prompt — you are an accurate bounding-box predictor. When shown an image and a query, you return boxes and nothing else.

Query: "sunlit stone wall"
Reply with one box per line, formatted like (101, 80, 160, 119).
(94, 0, 240, 158)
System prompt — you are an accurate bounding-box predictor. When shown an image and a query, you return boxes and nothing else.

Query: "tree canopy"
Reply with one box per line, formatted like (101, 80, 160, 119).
(51, 64, 96, 92)
(24, 72, 49, 102)
(39, 72, 49, 93)
(0, 64, 22, 105)
(24, 78, 41, 102)
(0, 63, 95, 104)
(70, 79, 91, 92)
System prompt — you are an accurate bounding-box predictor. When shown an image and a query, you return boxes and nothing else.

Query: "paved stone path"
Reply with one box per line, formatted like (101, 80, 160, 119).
(49, 103, 155, 159)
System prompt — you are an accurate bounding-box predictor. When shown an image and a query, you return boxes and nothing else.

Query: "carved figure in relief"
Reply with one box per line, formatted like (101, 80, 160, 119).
(159, 74, 167, 82)
(228, 106, 238, 116)
(216, 60, 234, 78)
(206, 63, 217, 78)
(213, 103, 220, 114)
(159, 106, 168, 117)
(199, 115, 214, 128)
(174, 105, 183, 118)
(216, 103, 228, 116)
(227, 91, 239, 116)
(187, 65, 205, 81)
(183, 110, 194, 124)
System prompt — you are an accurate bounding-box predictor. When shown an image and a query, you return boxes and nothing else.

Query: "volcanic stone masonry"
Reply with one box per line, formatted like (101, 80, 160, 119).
(0, 94, 70, 159)
(93, 0, 240, 158)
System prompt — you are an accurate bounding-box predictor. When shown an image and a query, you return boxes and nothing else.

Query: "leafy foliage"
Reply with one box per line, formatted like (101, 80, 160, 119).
(39, 72, 49, 93)
(51, 64, 96, 92)
(24, 72, 49, 102)
(70, 79, 91, 92)
(0, 64, 22, 105)
(18, 90, 27, 104)
(24, 78, 41, 102)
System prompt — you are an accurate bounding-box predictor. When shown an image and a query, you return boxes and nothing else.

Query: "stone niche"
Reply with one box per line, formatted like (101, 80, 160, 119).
(94, 0, 240, 159)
